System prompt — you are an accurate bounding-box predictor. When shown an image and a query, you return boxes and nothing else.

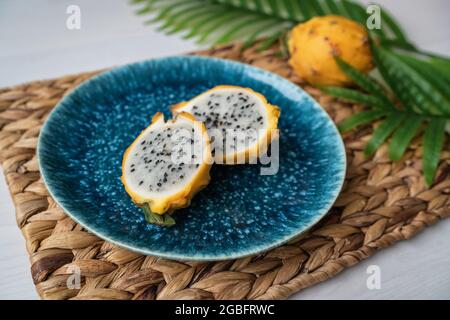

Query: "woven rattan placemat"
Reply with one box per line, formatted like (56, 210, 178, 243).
(0, 44, 449, 300)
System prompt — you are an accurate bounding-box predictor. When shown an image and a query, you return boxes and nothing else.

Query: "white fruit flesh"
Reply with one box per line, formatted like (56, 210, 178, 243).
(121, 112, 211, 214)
(172, 86, 280, 163)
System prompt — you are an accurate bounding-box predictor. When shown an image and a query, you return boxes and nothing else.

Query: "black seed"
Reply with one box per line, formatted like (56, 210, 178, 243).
(139, 181, 143, 186)
(157, 182, 162, 187)
(140, 140, 146, 145)
(130, 168, 135, 172)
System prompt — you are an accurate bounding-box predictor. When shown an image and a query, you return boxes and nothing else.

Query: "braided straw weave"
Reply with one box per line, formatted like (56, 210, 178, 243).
(0, 43, 449, 300)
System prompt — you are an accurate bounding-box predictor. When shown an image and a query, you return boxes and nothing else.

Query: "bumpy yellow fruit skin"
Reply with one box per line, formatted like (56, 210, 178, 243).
(288, 15, 373, 86)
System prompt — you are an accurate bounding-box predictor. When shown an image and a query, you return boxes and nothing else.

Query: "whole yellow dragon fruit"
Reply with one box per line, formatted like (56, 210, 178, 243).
(288, 15, 373, 86)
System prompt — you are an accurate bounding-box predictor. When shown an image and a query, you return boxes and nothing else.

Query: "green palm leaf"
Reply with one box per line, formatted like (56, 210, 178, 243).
(131, 0, 448, 186)
(338, 110, 387, 133)
(157, 3, 214, 32)
(147, 0, 198, 24)
(321, 86, 390, 110)
(215, 15, 270, 44)
(388, 115, 422, 161)
(241, 19, 284, 49)
(213, 0, 292, 20)
(379, 7, 408, 42)
(423, 119, 447, 186)
(334, 57, 395, 109)
(377, 36, 416, 51)
(281, 0, 299, 20)
(142, 204, 175, 227)
(322, 0, 340, 15)
(256, 30, 284, 51)
(373, 46, 449, 116)
(364, 113, 406, 156)
(328, 46, 449, 184)
(196, 11, 258, 44)
(164, 6, 219, 34)
(429, 56, 450, 81)
(183, 9, 233, 39)
(131, 0, 410, 48)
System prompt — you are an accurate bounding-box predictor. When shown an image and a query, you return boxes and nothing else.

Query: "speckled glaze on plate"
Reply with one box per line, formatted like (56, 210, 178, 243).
(38, 56, 346, 261)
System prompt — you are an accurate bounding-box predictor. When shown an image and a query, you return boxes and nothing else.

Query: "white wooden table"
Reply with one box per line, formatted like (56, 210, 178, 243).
(0, 0, 449, 300)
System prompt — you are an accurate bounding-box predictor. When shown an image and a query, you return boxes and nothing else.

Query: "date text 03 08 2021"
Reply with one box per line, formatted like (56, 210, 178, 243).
(174, 304, 275, 317)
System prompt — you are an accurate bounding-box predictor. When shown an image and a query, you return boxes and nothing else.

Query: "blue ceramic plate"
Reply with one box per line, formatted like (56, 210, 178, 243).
(38, 56, 346, 261)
